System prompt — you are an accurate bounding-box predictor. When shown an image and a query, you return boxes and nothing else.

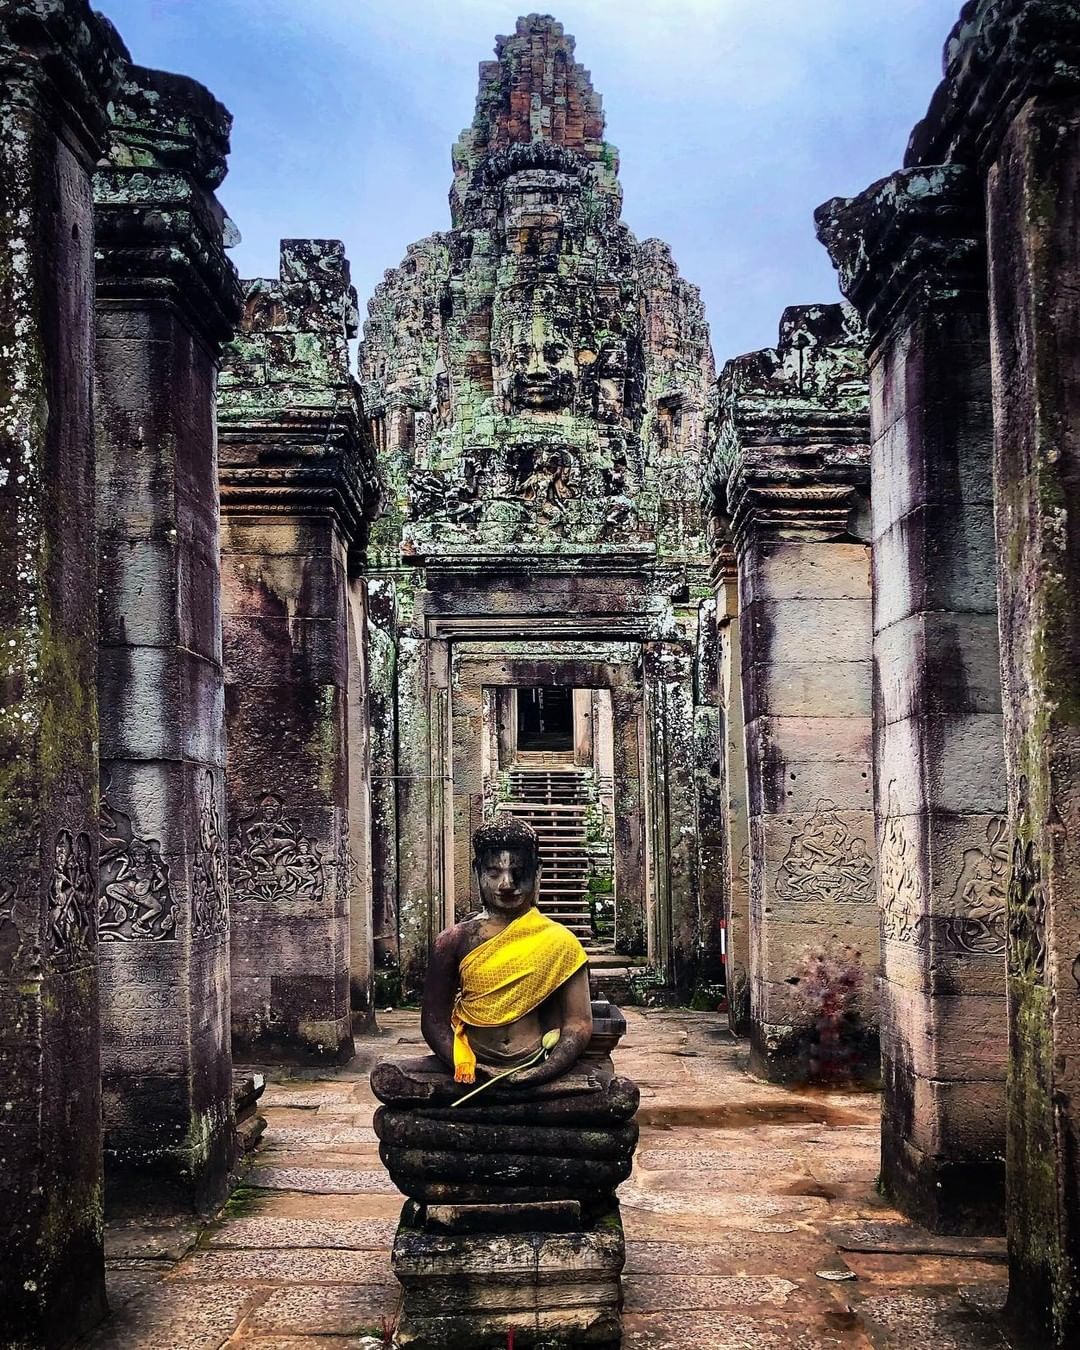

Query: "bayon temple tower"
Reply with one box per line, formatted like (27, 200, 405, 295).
(6, 3, 1080, 1348)
(359, 16, 719, 1004)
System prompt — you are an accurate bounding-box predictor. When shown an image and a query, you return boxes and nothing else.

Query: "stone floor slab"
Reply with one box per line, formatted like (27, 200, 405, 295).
(171, 1250, 391, 1284)
(242, 1285, 400, 1336)
(247, 1168, 398, 1195)
(83, 1283, 260, 1350)
(208, 1217, 397, 1251)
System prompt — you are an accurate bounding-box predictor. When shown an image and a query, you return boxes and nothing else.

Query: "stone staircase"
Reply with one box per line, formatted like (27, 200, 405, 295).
(498, 766, 593, 943)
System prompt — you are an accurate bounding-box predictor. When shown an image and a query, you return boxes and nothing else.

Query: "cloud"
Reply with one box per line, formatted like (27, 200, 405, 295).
(100, 0, 962, 363)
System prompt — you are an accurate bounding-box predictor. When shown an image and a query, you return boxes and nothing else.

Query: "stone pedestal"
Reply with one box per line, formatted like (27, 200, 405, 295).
(987, 90, 1080, 1346)
(0, 4, 120, 1341)
(717, 305, 878, 1084)
(218, 240, 382, 1062)
(818, 166, 1007, 1233)
(373, 1007, 637, 1348)
(94, 62, 242, 1215)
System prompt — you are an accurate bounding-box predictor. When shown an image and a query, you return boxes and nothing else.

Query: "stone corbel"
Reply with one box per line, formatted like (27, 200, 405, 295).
(904, 0, 1080, 172)
(93, 63, 242, 351)
(815, 164, 986, 343)
(729, 482, 862, 551)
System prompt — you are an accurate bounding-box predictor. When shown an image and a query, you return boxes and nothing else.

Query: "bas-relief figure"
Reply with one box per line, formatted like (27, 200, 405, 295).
(98, 805, 174, 943)
(48, 829, 96, 961)
(775, 800, 874, 905)
(192, 771, 229, 939)
(229, 793, 326, 906)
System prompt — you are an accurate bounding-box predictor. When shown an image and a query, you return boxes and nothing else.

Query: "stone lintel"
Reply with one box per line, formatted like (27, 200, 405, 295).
(730, 481, 865, 548)
(218, 416, 378, 556)
(0, 0, 126, 163)
(816, 165, 986, 345)
(94, 69, 241, 350)
(905, 0, 1080, 172)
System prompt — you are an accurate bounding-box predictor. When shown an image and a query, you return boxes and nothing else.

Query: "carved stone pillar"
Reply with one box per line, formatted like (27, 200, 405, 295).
(713, 545, 751, 1033)
(642, 640, 699, 996)
(720, 304, 877, 1084)
(693, 597, 728, 997)
(0, 3, 120, 1340)
(986, 88, 1080, 1346)
(818, 164, 1006, 1232)
(218, 240, 381, 1062)
(611, 685, 646, 956)
(367, 579, 399, 970)
(93, 63, 242, 1214)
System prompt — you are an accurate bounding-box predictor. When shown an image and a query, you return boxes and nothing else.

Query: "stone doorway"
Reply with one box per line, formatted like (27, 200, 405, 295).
(516, 685, 574, 754)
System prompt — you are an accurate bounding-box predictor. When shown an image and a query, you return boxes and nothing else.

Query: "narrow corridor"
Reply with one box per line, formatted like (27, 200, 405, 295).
(86, 1011, 1011, 1349)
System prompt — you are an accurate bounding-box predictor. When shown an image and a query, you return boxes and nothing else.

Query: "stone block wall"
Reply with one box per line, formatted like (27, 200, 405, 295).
(0, 2, 122, 1340)
(218, 240, 382, 1062)
(710, 304, 878, 1084)
(94, 61, 242, 1215)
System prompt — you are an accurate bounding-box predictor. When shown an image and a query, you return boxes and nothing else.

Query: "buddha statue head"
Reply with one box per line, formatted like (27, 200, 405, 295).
(472, 816, 542, 917)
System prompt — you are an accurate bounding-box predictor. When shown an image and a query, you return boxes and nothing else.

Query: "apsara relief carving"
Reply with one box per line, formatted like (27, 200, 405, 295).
(937, 816, 1008, 956)
(49, 829, 96, 959)
(230, 793, 326, 905)
(1007, 779, 1046, 981)
(99, 801, 176, 941)
(879, 809, 921, 943)
(775, 800, 874, 904)
(192, 771, 229, 938)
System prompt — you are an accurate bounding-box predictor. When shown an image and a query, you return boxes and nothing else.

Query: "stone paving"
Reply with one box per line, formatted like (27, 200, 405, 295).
(83, 1009, 1014, 1349)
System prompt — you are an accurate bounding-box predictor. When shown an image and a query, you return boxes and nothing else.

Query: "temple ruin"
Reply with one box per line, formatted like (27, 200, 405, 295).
(3, 1, 1080, 1347)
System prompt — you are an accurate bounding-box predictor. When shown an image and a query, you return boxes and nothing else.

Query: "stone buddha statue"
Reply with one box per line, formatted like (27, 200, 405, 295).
(420, 816, 593, 1086)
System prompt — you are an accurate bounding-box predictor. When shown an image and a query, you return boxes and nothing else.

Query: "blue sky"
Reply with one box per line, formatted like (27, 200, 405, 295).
(98, 0, 962, 366)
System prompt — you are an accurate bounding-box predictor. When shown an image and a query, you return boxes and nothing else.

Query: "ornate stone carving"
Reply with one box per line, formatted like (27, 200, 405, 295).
(0, 876, 33, 973)
(775, 800, 874, 904)
(879, 808, 921, 943)
(937, 817, 1009, 956)
(359, 16, 713, 564)
(1008, 780, 1046, 982)
(48, 829, 96, 959)
(192, 771, 229, 938)
(99, 802, 176, 941)
(518, 446, 576, 528)
(230, 793, 326, 905)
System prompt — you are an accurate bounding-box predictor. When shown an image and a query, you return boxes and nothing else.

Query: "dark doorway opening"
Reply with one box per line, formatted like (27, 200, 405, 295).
(517, 686, 573, 751)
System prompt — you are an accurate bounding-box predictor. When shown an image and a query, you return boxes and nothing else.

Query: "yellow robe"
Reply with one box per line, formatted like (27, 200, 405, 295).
(451, 907, 588, 1083)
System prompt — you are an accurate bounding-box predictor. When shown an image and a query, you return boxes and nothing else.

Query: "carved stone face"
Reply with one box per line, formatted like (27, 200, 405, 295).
(506, 307, 576, 411)
(475, 845, 540, 916)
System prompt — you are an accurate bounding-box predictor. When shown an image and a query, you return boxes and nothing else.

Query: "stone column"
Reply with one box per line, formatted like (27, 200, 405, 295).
(367, 580, 399, 969)
(642, 641, 699, 997)
(694, 597, 727, 1000)
(987, 91, 1080, 1340)
(818, 167, 1007, 1231)
(573, 687, 594, 766)
(0, 3, 119, 1340)
(714, 547, 752, 1034)
(218, 240, 381, 1062)
(611, 686, 646, 956)
(720, 305, 877, 1084)
(395, 632, 439, 998)
(93, 63, 242, 1215)
(347, 574, 375, 1029)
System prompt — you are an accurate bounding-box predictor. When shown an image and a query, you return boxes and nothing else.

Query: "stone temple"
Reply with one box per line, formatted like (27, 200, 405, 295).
(3, 2, 1080, 1347)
